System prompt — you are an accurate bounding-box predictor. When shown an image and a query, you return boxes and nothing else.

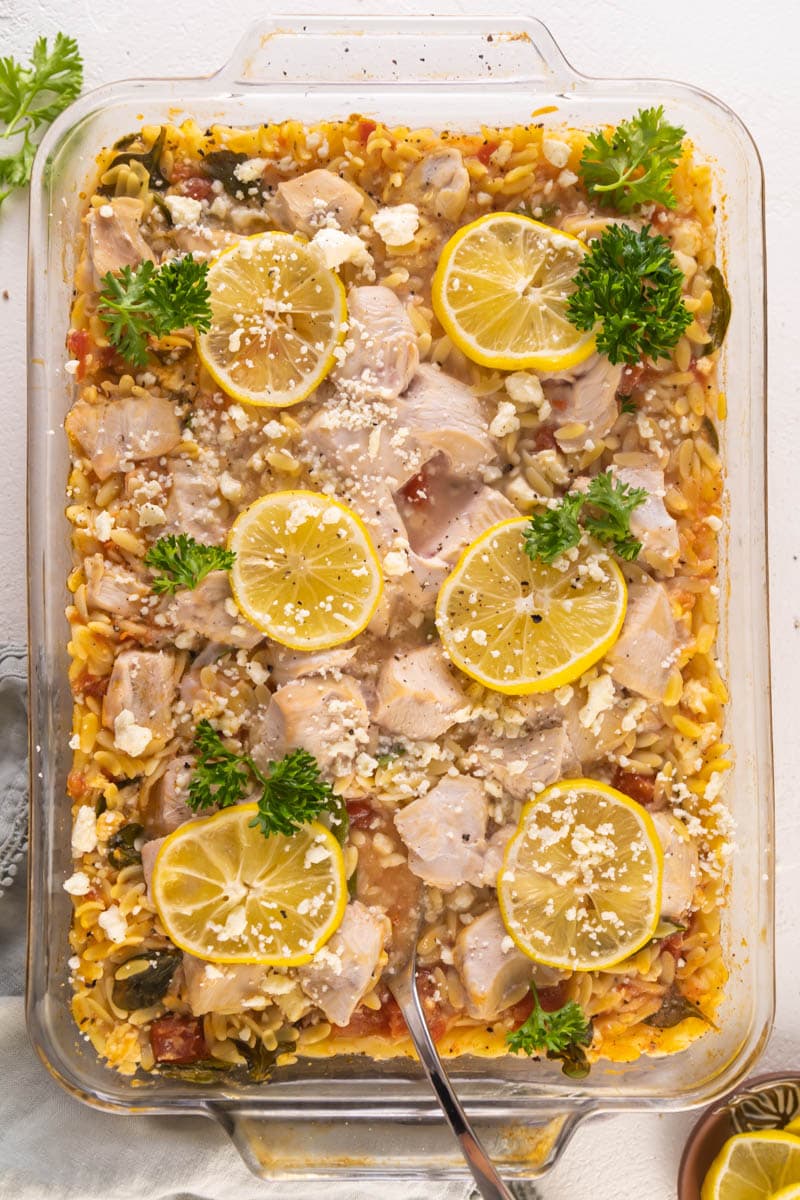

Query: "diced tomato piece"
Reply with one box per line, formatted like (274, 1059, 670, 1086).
(73, 671, 109, 701)
(169, 159, 200, 183)
(67, 329, 91, 381)
(345, 800, 376, 831)
(476, 141, 499, 166)
(356, 119, 377, 142)
(507, 980, 569, 1030)
(533, 426, 557, 452)
(333, 1000, 395, 1039)
(66, 769, 87, 800)
(611, 768, 656, 807)
(617, 363, 646, 397)
(150, 1015, 209, 1063)
(178, 176, 214, 201)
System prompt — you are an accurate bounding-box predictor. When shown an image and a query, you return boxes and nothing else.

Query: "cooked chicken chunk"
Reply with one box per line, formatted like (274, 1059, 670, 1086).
(102, 649, 182, 747)
(476, 825, 515, 889)
(404, 149, 470, 222)
(142, 756, 195, 838)
(333, 286, 419, 401)
(140, 836, 165, 896)
(398, 465, 516, 564)
(372, 644, 466, 740)
(562, 697, 627, 766)
(469, 724, 577, 801)
(606, 580, 681, 703)
(304, 411, 418, 495)
(615, 466, 680, 575)
(271, 168, 364, 236)
(454, 907, 562, 1021)
(394, 774, 487, 892)
(651, 812, 700, 921)
(167, 571, 262, 649)
(79, 197, 156, 291)
(65, 394, 182, 481)
(250, 676, 370, 778)
(298, 901, 390, 1026)
(162, 457, 230, 544)
(543, 354, 622, 453)
(396, 365, 495, 476)
(84, 554, 151, 621)
(183, 955, 268, 1016)
(265, 644, 358, 687)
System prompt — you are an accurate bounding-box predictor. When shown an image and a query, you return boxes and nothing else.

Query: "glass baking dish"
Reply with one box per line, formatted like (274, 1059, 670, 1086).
(25, 12, 772, 1183)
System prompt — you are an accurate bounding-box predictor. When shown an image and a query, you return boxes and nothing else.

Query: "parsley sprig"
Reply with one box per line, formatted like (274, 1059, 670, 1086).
(524, 470, 647, 565)
(144, 534, 235, 595)
(0, 34, 83, 209)
(567, 223, 691, 365)
(98, 255, 212, 367)
(507, 983, 592, 1078)
(580, 106, 685, 212)
(188, 720, 348, 841)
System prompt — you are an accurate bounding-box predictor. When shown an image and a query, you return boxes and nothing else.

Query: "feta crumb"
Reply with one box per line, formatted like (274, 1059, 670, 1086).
(94, 511, 114, 542)
(234, 157, 267, 184)
(505, 370, 551, 419)
(164, 194, 203, 227)
(489, 400, 520, 438)
(71, 806, 98, 855)
(219, 471, 243, 502)
(372, 203, 420, 247)
(245, 660, 269, 686)
(113, 708, 152, 758)
(64, 358, 80, 376)
(578, 674, 616, 730)
(558, 169, 579, 187)
(383, 548, 410, 578)
(311, 228, 373, 272)
(68, 733, 81, 750)
(99, 204, 114, 218)
(98, 904, 127, 944)
(63, 871, 91, 896)
(554, 685, 574, 707)
(542, 137, 571, 169)
(137, 502, 166, 528)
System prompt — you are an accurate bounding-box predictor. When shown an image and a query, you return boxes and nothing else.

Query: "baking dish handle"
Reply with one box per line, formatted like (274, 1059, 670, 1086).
(208, 1100, 590, 1183)
(214, 15, 578, 89)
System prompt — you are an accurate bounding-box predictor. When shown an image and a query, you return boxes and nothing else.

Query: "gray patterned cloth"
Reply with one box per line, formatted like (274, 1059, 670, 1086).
(0, 646, 534, 1199)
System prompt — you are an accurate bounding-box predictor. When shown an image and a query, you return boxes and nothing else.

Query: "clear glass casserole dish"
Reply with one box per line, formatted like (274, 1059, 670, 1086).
(26, 13, 772, 1182)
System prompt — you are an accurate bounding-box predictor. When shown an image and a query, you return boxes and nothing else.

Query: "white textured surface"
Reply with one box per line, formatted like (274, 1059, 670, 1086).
(0, 1, 796, 1196)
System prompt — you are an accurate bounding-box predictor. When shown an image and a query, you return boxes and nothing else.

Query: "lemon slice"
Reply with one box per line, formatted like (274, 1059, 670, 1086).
(785, 1119, 800, 1138)
(151, 804, 347, 965)
(770, 1186, 800, 1200)
(228, 489, 383, 650)
(701, 1132, 800, 1200)
(431, 212, 596, 371)
(197, 231, 347, 407)
(497, 779, 663, 970)
(435, 518, 626, 695)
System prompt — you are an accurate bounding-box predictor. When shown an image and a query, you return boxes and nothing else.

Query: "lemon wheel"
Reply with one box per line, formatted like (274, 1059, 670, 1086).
(151, 804, 347, 965)
(497, 779, 663, 971)
(435, 518, 626, 695)
(701, 1132, 800, 1200)
(432, 212, 596, 371)
(228, 489, 383, 650)
(197, 231, 347, 407)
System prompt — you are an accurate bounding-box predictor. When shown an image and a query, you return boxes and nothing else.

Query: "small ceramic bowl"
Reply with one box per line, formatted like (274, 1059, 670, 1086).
(679, 1073, 800, 1199)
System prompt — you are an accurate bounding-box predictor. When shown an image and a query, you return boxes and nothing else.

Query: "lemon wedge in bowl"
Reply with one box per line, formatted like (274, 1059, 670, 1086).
(497, 779, 663, 971)
(228, 489, 383, 650)
(435, 517, 626, 695)
(151, 804, 347, 966)
(197, 231, 347, 407)
(701, 1132, 800, 1200)
(431, 212, 596, 371)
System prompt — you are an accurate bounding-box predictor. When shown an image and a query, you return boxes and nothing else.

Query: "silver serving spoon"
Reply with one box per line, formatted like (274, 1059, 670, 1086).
(386, 914, 515, 1200)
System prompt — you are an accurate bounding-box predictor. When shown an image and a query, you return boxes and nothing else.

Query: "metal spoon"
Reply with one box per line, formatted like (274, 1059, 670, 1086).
(386, 927, 515, 1200)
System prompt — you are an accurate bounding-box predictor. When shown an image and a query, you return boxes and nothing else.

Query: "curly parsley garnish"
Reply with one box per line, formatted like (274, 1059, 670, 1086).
(507, 983, 592, 1078)
(98, 255, 212, 367)
(0, 34, 83, 209)
(188, 720, 348, 842)
(523, 470, 648, 565)
(580, 106, 685, 212)
(144, 534, 235, 595)
(567, 223, 691, 366)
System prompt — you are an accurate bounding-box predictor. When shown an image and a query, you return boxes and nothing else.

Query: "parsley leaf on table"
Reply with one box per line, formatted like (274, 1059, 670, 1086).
(580, 106, 685, 212)
(187, 721, 347, 842)
(0, 34, 83, 208)
(523, 470, 648, 565)
(507, 983, 592, 1078)
(566, 223, 692, 365)
(144, 533, 235, 595)
(98, 255, 212, 367)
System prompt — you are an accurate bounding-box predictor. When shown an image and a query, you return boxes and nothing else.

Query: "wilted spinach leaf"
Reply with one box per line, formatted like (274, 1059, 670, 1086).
(112, 949, 180, 1011)
(699, 266, 731, 356)
(107, 822, 144, 869)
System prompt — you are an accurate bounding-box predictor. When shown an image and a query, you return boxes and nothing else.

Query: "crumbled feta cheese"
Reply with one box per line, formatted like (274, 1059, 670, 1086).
(113, 708, 152, 758)
(558, 169, 579, 188)
(98, 904, 127, 944)
(554, 685, 574, 707)
(311, 228, 373, 272)
(234, 157, 267, 184)
(578, 674, 616, 730)
(164, 194, 203, 227)
(63, 871, 91, 896)
(383, 548, 410, 577)
(489, 400, 520, 438)
(219, 471, 243, 502)
(372, 203, 420, 247)
(69, 733, 81, 750)
(137, 502, 166, 528)
(94, 510, 114, 542)
(504, 370, 551, 419)
(542, 137, 571, 169)
(245, 660, 269, 686)
(99, 204, 114, 219)
(71, 806, 98, 855)
(64, 358, 80, 376)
